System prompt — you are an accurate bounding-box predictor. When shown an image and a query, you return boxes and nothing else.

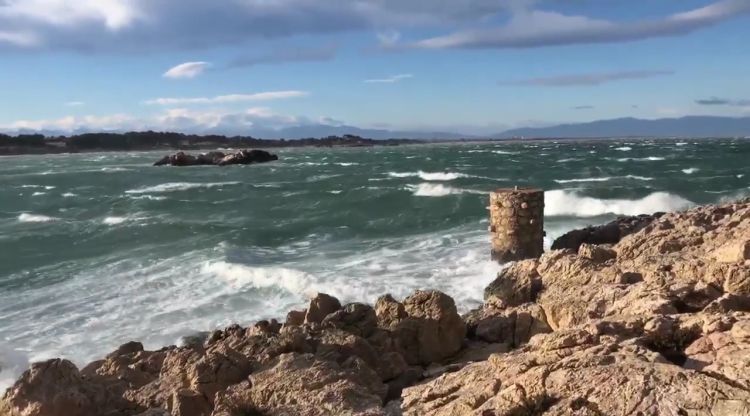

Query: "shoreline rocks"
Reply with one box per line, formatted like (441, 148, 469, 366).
(3, 198, 750, 415)
(153, 149, 278, 167)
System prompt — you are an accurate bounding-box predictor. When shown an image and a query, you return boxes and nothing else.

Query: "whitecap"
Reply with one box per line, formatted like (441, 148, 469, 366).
(388, 171, 468, 181)
(738, 174, 745, 179)
(103, 217, 128, 225)
(62, 193, 78, 198)
(335, 163, 359, 167)
(328, 190, 343, 194)
(31, 192, 47, 196)
(554, 177, 611, 184)
(676, 142, 689, 146)
(125, 182, 240, 194)
(406, 183, 483, 197)
(615, 146, 632, 151)
(128, 195, 167, 201)
(545, 190, 693, 217)
(682, 168, 699, 175)
(101, 167, 131, 172)
(18, 213, 58, 223)
(616, 157, 665, 162)
(624, 175, 654, 181)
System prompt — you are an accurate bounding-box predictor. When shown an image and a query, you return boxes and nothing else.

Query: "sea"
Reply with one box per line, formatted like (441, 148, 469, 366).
(1, 138, 749, 389)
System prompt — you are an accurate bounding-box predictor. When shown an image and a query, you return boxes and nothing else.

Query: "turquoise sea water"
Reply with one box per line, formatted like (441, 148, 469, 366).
(1, 138, 749, 387)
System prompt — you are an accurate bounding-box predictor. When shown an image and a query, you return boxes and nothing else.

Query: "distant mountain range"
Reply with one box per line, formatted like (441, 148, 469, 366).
(6, 116, 750, 140)
(263, 116, 750, 139)
(495, 116, 750, 139)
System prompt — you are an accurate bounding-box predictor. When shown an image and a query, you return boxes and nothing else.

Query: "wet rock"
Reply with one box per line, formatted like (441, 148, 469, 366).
(551, 213, 662, 251)
(154, 149, 277, 167)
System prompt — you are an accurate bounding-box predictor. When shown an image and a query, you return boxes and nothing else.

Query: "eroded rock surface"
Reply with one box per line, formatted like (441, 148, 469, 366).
(153, 149, 278, 167)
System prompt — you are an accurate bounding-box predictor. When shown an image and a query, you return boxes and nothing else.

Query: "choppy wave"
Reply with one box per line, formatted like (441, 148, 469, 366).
(554, 177, 611, 184)
(62, 192, 78, 198)
(615, 146, 633, 151)
(103, 216, 129, 225)
(554, 175, 653, 184)
(615, 157, 665, 162)
(407, 183, 464, 197)
(31, 192, 47, 197)
(682, 168, 699, 174)
(125, 182, 240, 194)
(546, 190, 693, 217)
(389, 171, 468, 181)
(18, 213, 58, 223)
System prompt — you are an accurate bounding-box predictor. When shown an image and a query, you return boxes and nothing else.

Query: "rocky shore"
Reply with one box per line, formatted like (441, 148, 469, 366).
(153, 150, 278, 167)
(3, 199, 750, 415)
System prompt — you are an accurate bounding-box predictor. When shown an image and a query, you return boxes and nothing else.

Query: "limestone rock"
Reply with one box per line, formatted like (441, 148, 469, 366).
(484, 259, 541, 308)
(323, 303, 378, 337)
(577, 243, 616, 263)
(214, 353, 386, 416)
(399, 290, 466, 365)
(305, 293, 342, 324)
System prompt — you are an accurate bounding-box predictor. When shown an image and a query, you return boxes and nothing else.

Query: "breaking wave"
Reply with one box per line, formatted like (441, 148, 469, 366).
(545, 190, 693, 217)
(389, 171, 468, 181)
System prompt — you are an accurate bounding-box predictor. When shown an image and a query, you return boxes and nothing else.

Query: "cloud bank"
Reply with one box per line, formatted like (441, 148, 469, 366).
(503, 70, 675, 87)
(143, 91, 310, 106)
(411, 0, 750, 49)
(364, 74, 413, 84)
(696, 97, 750, 106)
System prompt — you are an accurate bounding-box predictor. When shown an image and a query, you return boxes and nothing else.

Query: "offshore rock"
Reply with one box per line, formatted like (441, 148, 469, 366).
(153, 149, 278, 167)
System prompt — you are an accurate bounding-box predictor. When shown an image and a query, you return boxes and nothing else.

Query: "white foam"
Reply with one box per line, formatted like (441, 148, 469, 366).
(103, 217, 128, 225)
(125, 182, 240, 194)
(615, 146, 632, 151)
(616, 157, 665, 162)
(625, 175, 654, 181)
(682, 168, 699, 174)
(203, 262, 316, 297)
(62, 192, 78, 198)
(335, 163, 359, 167)
(739, 174, 746, 179)
(128, 195, 167, 201)
(545, 190, 693, 217)
(407, 183, 461, 197)
(31, 192, 47, 196)
(101, 167, 131, 172)
(18, 213, 58, 223)
(388, 171, 468, 181)
(676, 142, 689, 146)
(554, 177, 611, 184)
(328, 190, 343, 194)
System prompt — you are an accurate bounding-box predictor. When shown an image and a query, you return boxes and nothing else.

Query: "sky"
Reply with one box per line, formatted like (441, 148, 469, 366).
(1, 0, 750, 136)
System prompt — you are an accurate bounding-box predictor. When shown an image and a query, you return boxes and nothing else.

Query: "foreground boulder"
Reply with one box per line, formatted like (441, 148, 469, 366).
(153, 149, 278, 167)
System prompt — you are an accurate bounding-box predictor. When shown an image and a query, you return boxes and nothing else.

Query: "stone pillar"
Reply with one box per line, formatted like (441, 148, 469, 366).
(489, 188, 545, 263)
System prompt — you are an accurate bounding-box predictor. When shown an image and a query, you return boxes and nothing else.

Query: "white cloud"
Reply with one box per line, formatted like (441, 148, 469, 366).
(364, 74, 413, 84)
(144, 91, 310, 106)
(64, 101, 85, 107)
(0, 0, 139, 30)
(163, 61, 210, 79)
(410, 0, 750, 49)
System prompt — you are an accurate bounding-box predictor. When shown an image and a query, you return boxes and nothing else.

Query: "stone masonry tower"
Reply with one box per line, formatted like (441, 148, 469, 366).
(489, 188, 545, 263)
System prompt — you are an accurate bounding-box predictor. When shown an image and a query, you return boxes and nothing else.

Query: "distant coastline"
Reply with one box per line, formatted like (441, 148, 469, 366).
(0, 132, 423, 156)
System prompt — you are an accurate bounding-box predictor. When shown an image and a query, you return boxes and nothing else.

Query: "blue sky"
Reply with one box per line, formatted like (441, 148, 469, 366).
(1, 0, 749, 136)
